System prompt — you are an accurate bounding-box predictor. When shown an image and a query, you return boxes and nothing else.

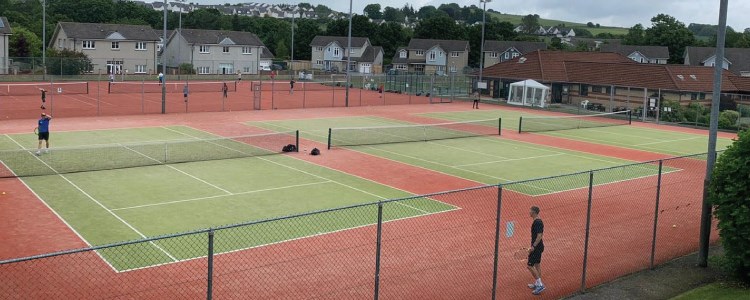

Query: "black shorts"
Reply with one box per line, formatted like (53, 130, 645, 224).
(38, 132, 50, 141)
(527, 245, 544, 266)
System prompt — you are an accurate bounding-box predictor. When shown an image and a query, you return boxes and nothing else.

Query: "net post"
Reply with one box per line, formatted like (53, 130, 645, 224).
(650, 160, 663, 269)
(86, 82, 89, 94)
(518, 117, 523, 134)
(295, 130, 300, 152)
(581, 171, 594, 293)
(491, 184, 503, 300)
(327, 128, 332, 150)
(498, 118, 502, 136)
(373, 202, 384, 300)
(207, 228, 215, 300)
(628, 110, 632, 125)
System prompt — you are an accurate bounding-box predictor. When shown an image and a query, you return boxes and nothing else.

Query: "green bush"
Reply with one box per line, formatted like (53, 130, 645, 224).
(718, 110, 740, 130)
(179, 63, 196, 75)
(709, 129, 750, 283)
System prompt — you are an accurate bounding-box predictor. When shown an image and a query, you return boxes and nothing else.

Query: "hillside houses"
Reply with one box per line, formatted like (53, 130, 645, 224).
(142, 1, 322, 19)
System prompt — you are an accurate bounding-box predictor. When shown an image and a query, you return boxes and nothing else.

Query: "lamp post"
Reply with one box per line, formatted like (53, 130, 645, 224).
(161, 0, 168, 114)
(290, 7, 295, 77)
(177, 1, 183, 80)
(345, 0, 352, 107)
(478, 0, 492, 103)
(42, 0, 46, 80)
(698, 0, 728, 268)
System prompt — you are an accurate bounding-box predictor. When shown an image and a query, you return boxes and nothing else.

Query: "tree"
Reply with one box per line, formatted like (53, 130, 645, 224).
(49, 0, 115, 24)
(643, 14, 695, 63)
(709, 129, 750, 283)
(383, 6, 405, 23)
(417, 6, 439, 19)
(9, 26, 43, 57)
(275, 39, 289, 60)
(414, 15, 465, 40)
(373, 22, 412, 65)
(576, 28, 594, 38)
(326, 15, 377, 38)
(437, 3, 462, 20)
(623, 23, 645, 45)
(363, 4, 382, 19)
(292, 19, 321, 61)
(45, 49, 93, 75)
(521, 14, 541, 35)
(549, 37, 567, 50)
(586, 22, 594, 28)
(595, 23, 600, 28)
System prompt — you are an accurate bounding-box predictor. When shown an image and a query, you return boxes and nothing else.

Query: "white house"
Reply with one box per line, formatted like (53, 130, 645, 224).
(310, 36, 384, 74)
(162, 29, 271, 75)
(0, 17, 11, 75)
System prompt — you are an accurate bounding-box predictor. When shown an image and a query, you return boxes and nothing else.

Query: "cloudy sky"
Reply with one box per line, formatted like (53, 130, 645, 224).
(198, 0, 749, 30)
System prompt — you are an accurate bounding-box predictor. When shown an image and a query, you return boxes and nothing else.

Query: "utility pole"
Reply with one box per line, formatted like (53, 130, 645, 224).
(161, 0, 168, 114)
(345, 0, 352, 107)
(42, 0, 46, 80)
(478, 0, 492, 102)
(698, 0, 729, 268)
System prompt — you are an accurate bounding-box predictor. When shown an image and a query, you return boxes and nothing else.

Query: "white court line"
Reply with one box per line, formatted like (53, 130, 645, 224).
(112, 181, 332, 211)
(636, 136, 702, 146)
(119, 143, 233, 194)
(4, 135, 178, 263)
(531, 168, 683, 197)
(544, 131, 694, 156)
(163, 126, 432, 215)
(0, 159, 118, 272)
(454, 153, 565, 167)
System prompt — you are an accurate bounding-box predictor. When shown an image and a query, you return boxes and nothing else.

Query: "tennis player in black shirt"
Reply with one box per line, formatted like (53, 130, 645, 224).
(527, 206, 545, 295)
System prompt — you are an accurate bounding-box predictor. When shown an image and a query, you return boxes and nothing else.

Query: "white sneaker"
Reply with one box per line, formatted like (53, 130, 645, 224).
(43, 149, 49, 153)
(35, 151, 41, 156)
(527, 284, 537, 289)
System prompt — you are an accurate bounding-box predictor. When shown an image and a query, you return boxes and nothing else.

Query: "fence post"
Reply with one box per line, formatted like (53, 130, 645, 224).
(518, 117, 523, 134)
(491, 185, 504, 300)
(327, 128, 332, 150)
(498, 118, 502, 136)
(373, 202, 384, 300)
(97, 72, 101, 116)
(650, 160, 664, 269)
(207, 229, 215, 300)
(295, 130, 300, 152)
(581, 171, 594, 293)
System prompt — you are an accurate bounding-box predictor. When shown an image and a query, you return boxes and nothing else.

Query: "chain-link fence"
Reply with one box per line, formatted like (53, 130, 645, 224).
(0, 152, 719, 299)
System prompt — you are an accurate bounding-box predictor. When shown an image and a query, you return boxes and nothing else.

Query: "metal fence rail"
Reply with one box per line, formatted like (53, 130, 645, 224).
(0, 153, 718, 299)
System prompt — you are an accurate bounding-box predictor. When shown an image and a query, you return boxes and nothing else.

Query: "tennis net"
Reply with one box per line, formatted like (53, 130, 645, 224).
(108, 81, 237, 94)
(0, 131, 298, 178)
(255, 80, 350, 91)
(518, 111, 632, 133)
(327, 118, 501, 149)
(0, 82, 89, 96)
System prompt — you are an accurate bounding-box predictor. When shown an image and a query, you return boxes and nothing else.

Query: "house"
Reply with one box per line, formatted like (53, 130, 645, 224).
(49, 22, 160, 75)
(514, 25, 547, 35)
(600, 45, 669, 64)
(566, 37, 621, 51)
(545, 27, 575, 38)
(480, 50, 750, 110)
(309, 36, 384, 74)
(684, 47, 750, 77)
(482, 41, 547, 68)
(391, 39, 470, 75)
(0, 17, 11, 75)
(162, 29, 271, 75)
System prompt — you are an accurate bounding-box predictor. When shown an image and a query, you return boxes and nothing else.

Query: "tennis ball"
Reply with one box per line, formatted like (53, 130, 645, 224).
(1, 192, 5, 195)
(672, 224, 677, 228)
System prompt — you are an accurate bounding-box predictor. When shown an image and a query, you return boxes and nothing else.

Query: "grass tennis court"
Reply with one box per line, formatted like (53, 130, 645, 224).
(421, 109, 734, 156)
(0, 126, 457, 271)
(252, 116, 675, 195)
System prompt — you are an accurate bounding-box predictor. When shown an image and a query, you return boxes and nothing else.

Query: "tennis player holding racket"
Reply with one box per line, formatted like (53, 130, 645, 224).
(35, 113, 52, 156)
(527, 206, 545, 295)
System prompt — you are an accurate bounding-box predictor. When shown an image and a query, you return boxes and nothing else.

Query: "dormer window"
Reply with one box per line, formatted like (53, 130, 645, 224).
(399, 50, 407, 58)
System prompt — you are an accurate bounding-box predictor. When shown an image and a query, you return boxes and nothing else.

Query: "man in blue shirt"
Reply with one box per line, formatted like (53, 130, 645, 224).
(36, 113, 52, 156)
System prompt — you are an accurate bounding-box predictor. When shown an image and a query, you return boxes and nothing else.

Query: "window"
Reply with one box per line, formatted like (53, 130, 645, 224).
(57, 39, 63, 49)
(450, 65, 457, 73)
(399, 51, 407, 58)
(350, 48, 356, 54)
(199, 45, 210, 53)
(135, 42, 147, 51)
(82, 40, 95, 49)
(134, 65, 147, 74)
(111, 42, 119, 50)
(504, 52, 510, 59)
(580, 84, 589, 96)
(242, 47, 252, 54)
(243, 67, 251, 73)
(415, 50, 424, 56)
(691, 93, 698, 100)
(451, 51, 460, 57)
(512, 52, 520, 58)
(699, 93, 706, 100)
(316, 46, 323, 52)
(316, 60, 323, 66)
(333, 47, 340, 57)
(414, 65, 425, 73)
(429, 51, 437, 61)
(395, 64, 407, 70)
(223, 46, 230, 53)
(438, 51, 443, 57)
(490, 52, 498, 58)
(197, 66, 211, 74)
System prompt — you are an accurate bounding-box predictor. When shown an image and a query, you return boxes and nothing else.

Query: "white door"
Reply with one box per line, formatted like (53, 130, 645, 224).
(218, 63, 234, 75)
(360, 64, 371, 74)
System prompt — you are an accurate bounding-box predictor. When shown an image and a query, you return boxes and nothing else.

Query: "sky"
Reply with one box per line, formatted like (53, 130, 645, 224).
(195, 0, 750, 30)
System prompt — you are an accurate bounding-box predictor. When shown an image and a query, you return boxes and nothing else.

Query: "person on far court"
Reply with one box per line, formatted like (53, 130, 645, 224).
(183, 84, 189, 102)
(237, 70, 242, 81)
(109, 73, 114, 83)
(40, 88, 47, 109)
(158, 72, 164, 84)
(222, 82, 228, 99)
(289, 79, 295, 95)
(472, 91, 480, 109)
(36, 113, 52, 156)
(527, 206, 545, 295)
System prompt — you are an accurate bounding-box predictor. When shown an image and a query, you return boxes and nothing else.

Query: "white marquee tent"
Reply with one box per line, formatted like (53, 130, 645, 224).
(507, 79, 550, 108)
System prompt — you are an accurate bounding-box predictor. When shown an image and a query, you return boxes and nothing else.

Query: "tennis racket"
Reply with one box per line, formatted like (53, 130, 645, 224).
(513, 247, 530, 261)
(34, 127, 39, 136)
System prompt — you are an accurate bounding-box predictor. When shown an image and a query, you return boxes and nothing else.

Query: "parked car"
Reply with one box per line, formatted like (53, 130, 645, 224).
(259, 65, 271, 71)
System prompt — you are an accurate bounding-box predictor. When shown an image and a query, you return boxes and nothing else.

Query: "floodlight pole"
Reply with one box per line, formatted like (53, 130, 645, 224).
(698, 0, 728, 268)
(42, 0, 46, 80)
(291, 9, 295, 76)
(161, 0, 168, 114)
(478, 0, 492, 103)
(345, 0, 352, 107)
(177, 3, 182, 80)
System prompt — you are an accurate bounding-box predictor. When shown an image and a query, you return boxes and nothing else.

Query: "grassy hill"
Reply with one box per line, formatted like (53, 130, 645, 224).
(489, 12, 630, 36)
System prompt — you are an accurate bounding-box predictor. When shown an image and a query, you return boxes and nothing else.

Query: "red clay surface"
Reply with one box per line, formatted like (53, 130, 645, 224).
(0, 102, 723, 299)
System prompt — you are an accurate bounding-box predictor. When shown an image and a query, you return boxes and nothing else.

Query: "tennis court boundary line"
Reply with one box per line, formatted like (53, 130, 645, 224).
(529, 168, 684, 197)
(4, 135, 179, 264)
(538, 130, 699, 156)
(111, 181, 333, 211)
